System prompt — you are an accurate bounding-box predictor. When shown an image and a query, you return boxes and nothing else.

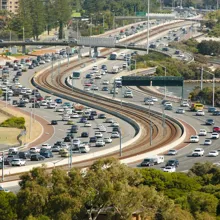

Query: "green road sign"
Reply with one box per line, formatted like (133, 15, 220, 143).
(136, 12, 146, 16)
(122, 76, 184, 87)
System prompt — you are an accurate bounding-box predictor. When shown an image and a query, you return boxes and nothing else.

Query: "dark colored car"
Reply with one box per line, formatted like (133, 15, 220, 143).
(4, 155, 18, 165)
(112, 127, 120, 132)
(51, 120, 58, 125)
(70, 128, 78, 133)
(166, 159, 179, 167)
(88, 115, 95, 120)
(164, 105, 172, 110)
(102, 87, 108, 91)
(16, 71, 22, 76)
(206, 119, 215, 125)
(17, 102, 26, 107)
(89, 137, 97, 143)
(208, 107, 216, 113)
(54, 98, 62, 104)
(91, 111, 97, 116)
(81, 132, 89, 137)
(40, 150, 53, 158)
(18, 151, 31, 159)
(98, 114, 106, 119)
(30, 154, 45, 161)
(29, 65, 34, 69)
(12, 100, 18, 105)
(141, 158, 155, 167)
(64, 136, 71, 142)
(101, 64, 107, 70)
(54, 141, 63, 147)
(80, 117, 87, 123)
(86, 74, 91, 79)
(213, 111, 220, 116)
(32, 103, 40, 108)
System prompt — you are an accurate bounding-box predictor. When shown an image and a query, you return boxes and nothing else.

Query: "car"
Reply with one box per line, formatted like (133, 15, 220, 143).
(206, 119, 215, 125)
(167, 149, 178, 155)
(84, 122, 92, 127)
(71, 113, 80, 118)
(124, 91, 133, 98)
(104, 137, 112, 143)
(208, 150, 219, 157)
(190, 135, 199, 143)
(51, 120, 58, 125)
(41, 100, 48, 106)
(102, 86, 109, 91)
(105, 118, 114, 123)
(204, 139, 212, 145)
(164, 105, 173, 110)
(192, 148, 204, 157)
(80, 117, 87, 123)
(41, 143, 51, 149)
(89, 136, 97, 143)
(163, 166, 176, 173)
(176, 108, 185, 114)
(181, 102, 189, 107)
(11, 158, 26, 166)
(213, 111, 220, 116)
(73, 139, 81, 147)
(95, 132, 103, 138)
(64, 136, 72, 142)
(198, 129, 207, 136)
(91, 85, 99, 90)
(103, 80, 109, 85)
(99, 125, 106, 132)
(29, 147, 40, 153)
(95, 74, 102, 79)
(164, 102, 172, 107)
(145, 100, 154, 105)
(211, 132, 219, 139)
(81, 132, 89, 138)
(141, 158, 155, 167)
(18, 151, 31, 159)
(196, 110, 205, 116)
(96, 139, 105, 147)
(51, 145, 61, 152)
(62, 114, 70, 121)
(166, 159, 179, 167)
(213, 126, 220, 132)
(88, 115, 95, 120)
(92, 65, 98, 70)
(30, 154, 45, 161)
(54, 98, 62, 104)
(40, 150, 53, 158)
(111, 131, 120, 138)
(101, 64, 107, 70)
(86, 74, 92, 79)
(208, 107, 216, 113)
(98, 113, 106, 119)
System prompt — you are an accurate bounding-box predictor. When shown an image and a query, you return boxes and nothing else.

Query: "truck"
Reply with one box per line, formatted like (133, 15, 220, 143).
(141, 155, 164, 166)
(112, 66, 120, 74)
(190, 103, 204, 111)
(71, 71, 81, 79)
(74, 104, 84, 114)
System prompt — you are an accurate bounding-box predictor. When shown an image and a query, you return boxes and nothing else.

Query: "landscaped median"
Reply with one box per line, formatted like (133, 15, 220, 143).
(0, 101, 42, 148)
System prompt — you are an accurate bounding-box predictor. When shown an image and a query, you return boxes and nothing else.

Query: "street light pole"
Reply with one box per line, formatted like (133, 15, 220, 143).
(103, 15, 105, 28)
(146, 0, 150, 54)
(1, 152, 4, 182)
(23, 27, 25, 41)
(149, 105, 152, 146)
(119, 128, 122, 157)
(200, 66, 203, 90)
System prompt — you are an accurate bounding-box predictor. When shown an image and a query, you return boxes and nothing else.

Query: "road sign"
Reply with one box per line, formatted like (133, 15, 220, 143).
(77, 37, 115, 48)
(136, 12, 146, 16)
(121, 76, 184, 86)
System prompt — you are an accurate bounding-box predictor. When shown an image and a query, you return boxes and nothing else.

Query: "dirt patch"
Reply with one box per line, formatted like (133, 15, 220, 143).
(31, 49, 57, 56)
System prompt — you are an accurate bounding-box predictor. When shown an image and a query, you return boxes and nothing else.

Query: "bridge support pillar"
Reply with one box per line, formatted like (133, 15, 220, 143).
(89, 47, 92, 58)
(78, 48, 82, 59)
(94, 47, 99, 57)
(22, 45, 26, 54)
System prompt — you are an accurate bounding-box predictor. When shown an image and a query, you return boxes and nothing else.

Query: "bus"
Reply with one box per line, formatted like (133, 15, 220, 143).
(190, 103, 204, 111)
(71, 71, 81, 79)
(110, 52, 117, 60)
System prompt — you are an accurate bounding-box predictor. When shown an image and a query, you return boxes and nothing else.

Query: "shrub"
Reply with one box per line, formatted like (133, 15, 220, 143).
(0, 117, 25, 129)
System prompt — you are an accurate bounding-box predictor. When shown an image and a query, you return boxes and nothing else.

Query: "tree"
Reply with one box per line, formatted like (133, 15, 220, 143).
(53, 0, 72, 39)
(0, 192, 17, 220)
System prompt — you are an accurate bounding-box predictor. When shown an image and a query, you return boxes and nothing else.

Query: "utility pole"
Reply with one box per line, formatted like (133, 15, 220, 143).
(119, 129, 122, 157)
(69, 138, 73, 171)
(1, 152, 4, 182)
(147, 0, 150, 54)
(200, 66, 203, 90)
(149, 105, 152, 145)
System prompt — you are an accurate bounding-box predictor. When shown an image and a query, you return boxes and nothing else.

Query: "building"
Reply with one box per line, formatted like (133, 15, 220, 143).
(0, 0, 19, 14)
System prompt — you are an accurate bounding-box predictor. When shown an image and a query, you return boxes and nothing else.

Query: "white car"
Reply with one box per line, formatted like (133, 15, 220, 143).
(41, 143, 51, 149)
(190, 135, 199, 143)
(95, 74, 102, 79)
(56, 107, 64, 112)
(199, 129, 207, 136)
(176, 108, 185, 114)
(71, 113, 80, 118)
(204, 139, 212, 145)
(124, 91, 133, 98)
(192, 148, 204, 157)
(112, 122, 119, 127)
(39, 60, 46, 64)
(209, 150, 219, 157)
(164, 102, 172, 107)
(47, 102, 56, 109)
(62, 114, 70, 121)
(145, 100, 154, 105)
(96, 139, 105, 147)
(41, 100, 48, 106)
(104, 137, 112, 143)
(163, 166, 176, 173)
(167, 149, 178, 155)
(150, 97, 158, 102)
(95, 132, 103, 138)
(111, 131, 120, 138)
(92, 65, 98, 70)
(29, 147, 40, 153)
(99, 126, 107, 132)
(211, 132, 219, 139)
(11, 159, 26, 166)
(181, 102, 189, 107)
(105, 118, 114, 123)
(84, 87, 90, 91)
(84, 122, 92, 127)
(103, 80, 109, 85)
(196, 110, 205, 116)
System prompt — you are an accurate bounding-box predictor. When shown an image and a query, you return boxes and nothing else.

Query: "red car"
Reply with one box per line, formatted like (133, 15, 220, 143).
(213, 127, 220, 132)
(37, 96, 44, 101)
(84, 83, 92, 87)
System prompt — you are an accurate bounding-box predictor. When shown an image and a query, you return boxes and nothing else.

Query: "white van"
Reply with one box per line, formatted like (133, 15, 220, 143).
(151, 155, 164, 164)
